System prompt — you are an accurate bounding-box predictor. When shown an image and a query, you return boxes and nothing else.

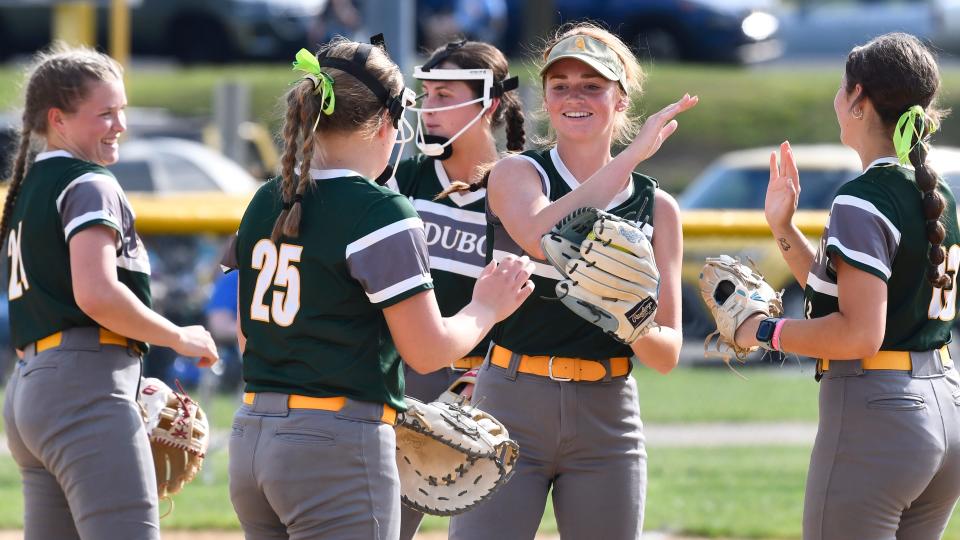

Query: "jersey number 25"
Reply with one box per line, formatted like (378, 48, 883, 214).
(250, 239, 302, 327)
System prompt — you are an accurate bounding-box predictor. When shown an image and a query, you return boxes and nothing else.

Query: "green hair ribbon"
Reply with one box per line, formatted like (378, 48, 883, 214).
(893, 105, 938, 165)
(292, 48, 335, 127)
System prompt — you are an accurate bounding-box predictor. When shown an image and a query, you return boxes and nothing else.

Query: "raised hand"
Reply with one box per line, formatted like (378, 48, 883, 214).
(624, 93, 699, 164)
(765, 141, 801, 231)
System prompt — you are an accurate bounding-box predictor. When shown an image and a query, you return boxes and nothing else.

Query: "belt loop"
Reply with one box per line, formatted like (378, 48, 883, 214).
(482, 341, 495, 370)
(505, 351, 521, 381)
(599, 358, 612, 383)
(825, 359, 864, 379)
(248, 392, 290, 417)
(911, 349, 946, 379)
(23, 343, 36, 359)
(337, 398, 386, 424)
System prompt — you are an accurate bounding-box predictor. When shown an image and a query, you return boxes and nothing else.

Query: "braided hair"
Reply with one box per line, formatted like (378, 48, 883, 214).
(844, 33, 950, 288)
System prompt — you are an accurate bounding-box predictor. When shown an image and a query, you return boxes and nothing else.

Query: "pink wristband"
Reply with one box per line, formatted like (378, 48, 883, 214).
(771, 318, 788, 352)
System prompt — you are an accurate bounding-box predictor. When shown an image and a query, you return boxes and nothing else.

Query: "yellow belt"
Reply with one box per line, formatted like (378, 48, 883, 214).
(35, 328, 132, 354)
(819, 345, 953, 372)
(242, 393, 397, 425)
(490, 345, 630, 382)
(451, 355, 484, 371)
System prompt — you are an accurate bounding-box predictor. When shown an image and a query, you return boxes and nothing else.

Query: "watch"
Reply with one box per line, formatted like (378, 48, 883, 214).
(755, 317, 782, 351)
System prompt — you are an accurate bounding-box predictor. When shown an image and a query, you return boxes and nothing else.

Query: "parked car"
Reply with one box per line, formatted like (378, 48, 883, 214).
(679, 144, 960, 337)
(0, 0, 326, 63)
(932, 0, 960, 55)
(780, 0, 934, 58)
(552, 0, 783, 63)
(108, 137, 260, 193)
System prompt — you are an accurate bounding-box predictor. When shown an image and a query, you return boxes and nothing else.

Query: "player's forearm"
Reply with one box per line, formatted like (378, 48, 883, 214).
(739, 312, 883, 360)
(511, 156, 638, 258)
(630, 324, 682, 374)
(77, 281, 182, 348)
(405, 301, 498, 374)
(771, 223, 815, 288)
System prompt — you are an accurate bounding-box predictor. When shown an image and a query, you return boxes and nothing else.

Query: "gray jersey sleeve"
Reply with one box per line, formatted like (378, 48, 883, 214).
(345, 217, 433, 307)
(824, 194, 901, 282)
(57, 172, 126, 246)
(220, 234, 239, 272)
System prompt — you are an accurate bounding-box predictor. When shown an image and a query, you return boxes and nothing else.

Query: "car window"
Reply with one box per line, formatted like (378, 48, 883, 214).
(155, 153, 219, 192)
(682, 167, 855, 210)
(107, 160, 155, 192)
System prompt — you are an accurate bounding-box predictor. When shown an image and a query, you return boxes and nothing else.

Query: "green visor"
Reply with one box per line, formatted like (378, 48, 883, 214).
(540, 34, 627, 90)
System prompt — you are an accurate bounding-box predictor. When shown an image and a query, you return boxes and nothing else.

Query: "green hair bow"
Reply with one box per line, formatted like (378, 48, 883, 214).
(893, 105, 937, 165)
(292, 48, 335, 121)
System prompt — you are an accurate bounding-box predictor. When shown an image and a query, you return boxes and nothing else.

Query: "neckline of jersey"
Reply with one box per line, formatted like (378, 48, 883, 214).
(433, 158, 485, 207)
(309, 168, 365, 180)
(35, 149, 74, 162)
(866, 156, 914, 171)
(549, 147, 635, 210)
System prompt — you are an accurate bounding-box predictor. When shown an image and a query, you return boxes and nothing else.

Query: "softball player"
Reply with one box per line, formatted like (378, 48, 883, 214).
(0, 45, 218, 540)
(736, 33, 960, 539)
(386, 40, 523, 540)
(225, 37, 533, 540)
(448, 23, 697, 540)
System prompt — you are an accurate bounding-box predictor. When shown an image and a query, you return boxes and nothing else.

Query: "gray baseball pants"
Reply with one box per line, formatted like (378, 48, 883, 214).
(228, 392, 401, 540)
(804, 350, 960, 539)
(448, 355, 647, 540)
(2, 326, 159, 540)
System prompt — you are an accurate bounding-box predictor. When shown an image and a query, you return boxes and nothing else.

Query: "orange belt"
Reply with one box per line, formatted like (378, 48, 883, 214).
(35, 327, 132, 354)
(242, 392, 397, 425)
(490, 345, 630, 382)
(451, 355, 484, 371)
(819, 345, 953, 372)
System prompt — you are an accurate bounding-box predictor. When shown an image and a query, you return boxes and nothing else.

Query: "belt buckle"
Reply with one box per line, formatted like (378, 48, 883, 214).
(548, 356, 572, 382)
(450, 360, 469, 372)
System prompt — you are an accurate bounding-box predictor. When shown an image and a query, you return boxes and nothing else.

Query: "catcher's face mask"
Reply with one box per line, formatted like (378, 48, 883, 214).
(407, 41, 519, 161)
(315, 34, 416, 185)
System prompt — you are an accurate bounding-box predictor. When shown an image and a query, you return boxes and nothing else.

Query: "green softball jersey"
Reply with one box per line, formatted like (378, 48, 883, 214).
(6, 150, 152, 350)
(389, 154, 489, 357)
(486, 147, 657, 359)
(804, 158, 960, 351)
(228, 169, 434, 411)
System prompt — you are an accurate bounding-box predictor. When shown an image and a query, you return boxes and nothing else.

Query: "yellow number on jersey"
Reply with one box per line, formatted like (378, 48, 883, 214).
(250, 239, 303, 327)
(928, 244, 960, 321)
(7, 222, 29, 300)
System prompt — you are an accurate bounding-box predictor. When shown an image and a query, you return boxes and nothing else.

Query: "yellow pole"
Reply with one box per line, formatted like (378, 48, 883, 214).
(52, 2, 96, 47)
(109, 0, 131, 70)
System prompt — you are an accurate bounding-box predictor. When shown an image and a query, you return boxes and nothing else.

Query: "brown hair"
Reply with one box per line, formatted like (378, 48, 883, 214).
(271, 38, 402, 243)
(537, 22, 646, 147)
(844, 32, 951, 287)
(0, 43, 123, 248)
(430, 41, 525, 200)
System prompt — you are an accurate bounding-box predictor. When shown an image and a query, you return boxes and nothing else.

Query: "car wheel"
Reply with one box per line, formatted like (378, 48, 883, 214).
(170, 16, 229, 64)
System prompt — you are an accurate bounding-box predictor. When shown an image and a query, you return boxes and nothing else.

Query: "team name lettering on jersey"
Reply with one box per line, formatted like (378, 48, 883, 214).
(413, 199, 486, 278)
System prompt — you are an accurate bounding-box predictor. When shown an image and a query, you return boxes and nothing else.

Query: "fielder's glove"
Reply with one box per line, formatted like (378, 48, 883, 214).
(541, 207, 659, 344)
(138, 378, 209, 500)
(699, 255, 783, 362)
(395, 397, 519, 516)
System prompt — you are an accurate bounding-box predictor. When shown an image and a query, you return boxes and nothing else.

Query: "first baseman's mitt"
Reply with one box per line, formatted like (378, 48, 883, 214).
(138, 378, 209, 500)
(699, 255, 783, 363)
(541, 207, 659, 344)
(395, 397, 519, 516)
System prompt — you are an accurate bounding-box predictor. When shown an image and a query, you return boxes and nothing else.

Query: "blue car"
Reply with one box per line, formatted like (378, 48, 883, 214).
(553, 0, 783, 63)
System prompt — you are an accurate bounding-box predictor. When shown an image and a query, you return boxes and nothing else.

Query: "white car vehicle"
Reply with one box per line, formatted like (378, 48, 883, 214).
(108, 137, 260, 193)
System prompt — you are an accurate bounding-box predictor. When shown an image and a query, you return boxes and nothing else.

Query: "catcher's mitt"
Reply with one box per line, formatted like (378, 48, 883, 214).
(699, 255, 783, 363)
(541, 207, 659, 344)
(395, 397, 519, 516)
(137, 378, 209, 500)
